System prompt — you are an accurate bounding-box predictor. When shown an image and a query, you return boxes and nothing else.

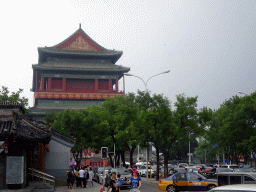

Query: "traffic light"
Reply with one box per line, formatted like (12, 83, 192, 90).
(101, 147, 108, 159)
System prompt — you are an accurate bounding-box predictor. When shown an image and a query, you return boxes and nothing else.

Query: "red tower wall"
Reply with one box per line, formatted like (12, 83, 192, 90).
(67, 79, 95, 93)
(99, 80, 109, 92)
(52, 78, 63, 91)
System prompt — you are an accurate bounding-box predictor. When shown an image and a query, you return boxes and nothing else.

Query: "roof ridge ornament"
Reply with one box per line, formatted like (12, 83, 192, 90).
(79, 23, 81, 29)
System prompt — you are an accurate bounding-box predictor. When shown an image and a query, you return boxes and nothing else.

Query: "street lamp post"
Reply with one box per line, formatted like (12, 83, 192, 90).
(204, 150, 207, 164)
(124, 70, 170, 180)
(189, 131, 191, 165)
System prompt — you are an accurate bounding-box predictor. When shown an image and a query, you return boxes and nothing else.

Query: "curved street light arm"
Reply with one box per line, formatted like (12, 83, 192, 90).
(145, 70, 170, 90)
(124, 73, 147, 90)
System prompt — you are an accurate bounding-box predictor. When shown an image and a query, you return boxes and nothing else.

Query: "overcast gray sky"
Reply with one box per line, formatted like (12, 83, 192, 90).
(1, 0, 256, 111)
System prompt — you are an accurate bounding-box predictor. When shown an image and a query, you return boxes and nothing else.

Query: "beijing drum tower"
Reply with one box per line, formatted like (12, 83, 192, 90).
(30, 25, 130, 121)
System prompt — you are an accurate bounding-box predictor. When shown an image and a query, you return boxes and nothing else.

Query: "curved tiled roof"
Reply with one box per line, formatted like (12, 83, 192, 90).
(38, 27, 123, 64)
(32, 62, 130, 72)
(31, 121, 75, 144)
(0, 101, 25, 114)
(0, 118, 51, 142)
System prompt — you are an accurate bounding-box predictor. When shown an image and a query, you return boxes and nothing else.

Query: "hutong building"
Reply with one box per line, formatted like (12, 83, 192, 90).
(0, 102, 51, 189)
(30, 25, 130, 120)
(0, 102, 75, 190)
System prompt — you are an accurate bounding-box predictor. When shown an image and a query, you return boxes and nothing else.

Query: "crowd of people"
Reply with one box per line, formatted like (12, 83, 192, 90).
(66, 165, 94, 189)
(67, 165, 142, 191)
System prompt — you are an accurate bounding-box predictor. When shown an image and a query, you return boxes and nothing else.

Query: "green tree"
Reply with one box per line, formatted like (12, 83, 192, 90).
(101, 93, 140, 167)
(199, 92, 256, 164)
(0, 86, 29, 115)
(44, 111, 57, 124)
(49, 108, 105, 166)
(132, 91, 176, 178)
(169, 138, 198, 161)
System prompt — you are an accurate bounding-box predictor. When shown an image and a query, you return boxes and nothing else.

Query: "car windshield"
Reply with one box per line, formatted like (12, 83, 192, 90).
(112, 169, 131, 175)
(195, 173, 207, 180)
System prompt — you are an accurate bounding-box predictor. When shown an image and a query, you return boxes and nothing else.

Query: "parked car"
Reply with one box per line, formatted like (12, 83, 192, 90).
(174, 167, 185, 173)
(207, 168, 232, 179)
(158, 166, 177, 178)
(186, 167, 198, 173)
(158, 172, 217, 191)
(178, 163, 188, 168)
(138, 165, 154, 177)
(95, 166, 112, 184)
(221, 164, 239, 171)
(209, 184, 256, 191)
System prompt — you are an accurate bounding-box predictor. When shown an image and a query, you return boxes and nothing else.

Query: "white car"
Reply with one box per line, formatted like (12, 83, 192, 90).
(138, 166, 154, 177)
(136, 161, 150, 167)
(209, 184, 256, 191)
(221, 164, 239, 171)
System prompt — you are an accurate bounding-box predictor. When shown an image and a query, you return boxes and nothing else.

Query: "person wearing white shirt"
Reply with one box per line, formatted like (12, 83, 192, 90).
(79, 167, 85, 188)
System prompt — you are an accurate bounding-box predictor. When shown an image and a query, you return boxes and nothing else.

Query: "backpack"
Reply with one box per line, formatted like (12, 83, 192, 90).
(76, 171, 79, 178)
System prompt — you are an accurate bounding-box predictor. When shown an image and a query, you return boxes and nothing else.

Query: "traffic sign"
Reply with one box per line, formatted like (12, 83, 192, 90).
(187, 153, 193, 156)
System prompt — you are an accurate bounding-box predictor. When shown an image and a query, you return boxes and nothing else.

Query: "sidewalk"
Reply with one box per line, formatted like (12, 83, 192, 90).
(0, 182, 103, 192)
(55, 182, 103, 192)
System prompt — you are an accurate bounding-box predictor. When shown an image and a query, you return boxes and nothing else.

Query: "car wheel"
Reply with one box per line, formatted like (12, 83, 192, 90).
(167, 185, 176, 192)
(207, 184, 216, 190)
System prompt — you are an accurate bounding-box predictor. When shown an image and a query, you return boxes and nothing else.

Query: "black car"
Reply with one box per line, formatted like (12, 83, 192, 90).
(207, 168, 232, 179)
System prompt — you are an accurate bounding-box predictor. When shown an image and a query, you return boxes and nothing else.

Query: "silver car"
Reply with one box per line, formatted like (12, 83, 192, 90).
(107, 168, 132, 188)
(210, 184, 256, 191)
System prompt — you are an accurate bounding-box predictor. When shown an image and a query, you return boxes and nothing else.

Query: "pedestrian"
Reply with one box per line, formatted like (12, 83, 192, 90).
(88, 167, 94, 187)
(83, 166, 88, 188)
(79, 166, 85, 188)
(127, 170, 141, 192)
(75, 167, 80, 188)
(107, 172, 120, 192)
(66, 166, 74, 189)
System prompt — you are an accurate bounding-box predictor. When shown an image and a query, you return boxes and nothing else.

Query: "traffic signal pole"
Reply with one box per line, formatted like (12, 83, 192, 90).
(101, 147, 108, 191)
(103, 159, 105, 191)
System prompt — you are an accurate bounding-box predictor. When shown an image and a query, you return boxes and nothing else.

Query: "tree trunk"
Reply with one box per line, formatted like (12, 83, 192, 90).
(156, 145, 160, 181)
(129, 146, 136, 168)
(163, 150, 169, 178)
(73, 151, 82, 168)
(121, 151, 126, 167)
(109, 153, 113, 167)
(116, 151, 120, 167)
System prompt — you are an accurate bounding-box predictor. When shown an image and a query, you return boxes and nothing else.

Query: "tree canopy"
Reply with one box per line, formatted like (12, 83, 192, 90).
(0, 86, 29, 115)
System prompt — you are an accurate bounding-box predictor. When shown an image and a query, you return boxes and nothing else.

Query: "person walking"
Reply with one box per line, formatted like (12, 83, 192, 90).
(66, 166, 74, 189)
(88, 167, 94, 187)
(75, 167, 80, 188)
(127, 170, 141, 192)
(83, 166, 88, 188)
(79, 166, 85, 188)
